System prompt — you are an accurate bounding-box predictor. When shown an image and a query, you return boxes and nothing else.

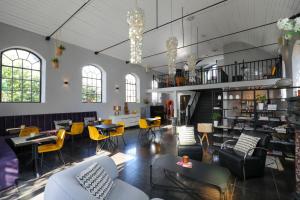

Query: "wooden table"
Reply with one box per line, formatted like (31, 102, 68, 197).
(11, 134, 57, 178)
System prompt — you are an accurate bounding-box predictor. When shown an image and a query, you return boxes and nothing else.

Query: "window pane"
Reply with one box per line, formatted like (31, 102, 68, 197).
(2, 55, 12, 66)
(13, 80, 22, 91)
(23, 60, 31, 69)
(32, 62, 40, 70)
(32, 92, 40, 102)
(32, 71, 40, 81)
(13, 59, 22, 68)
(23, 91, 31, 102)
(13, 68, 22, 79)
(17, 49, 29, 59)
(27, 53, 39, 64)
(2, 79, 12, 90)
(2, 66, 12, 78)
(23, 69, 31, 80)
(4, 50, 18, 60)
(13, 91, 21, 102)
(1, 91, 12, 102)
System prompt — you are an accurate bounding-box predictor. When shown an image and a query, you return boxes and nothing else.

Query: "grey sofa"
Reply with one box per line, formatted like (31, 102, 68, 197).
(44, 156, 157, 200)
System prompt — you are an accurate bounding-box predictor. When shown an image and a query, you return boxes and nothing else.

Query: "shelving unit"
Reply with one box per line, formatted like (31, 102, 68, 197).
(212, 86, 300, 159)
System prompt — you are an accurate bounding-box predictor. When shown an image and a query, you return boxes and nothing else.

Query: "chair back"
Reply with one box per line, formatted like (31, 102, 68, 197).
(197, 123, 213, 133)
(139, 119, 148, 129)
(153, 116, 161, 126)
(115, 122, 125, 135)
(19, 126, 39, 137)
(56, 129, 66, 149)
(84, 117, 96, 126)
(102, 119, 112, 125)
(71, 122, 84, 134)
(88, 126, 101, 140)
(246, 132, 270, 157)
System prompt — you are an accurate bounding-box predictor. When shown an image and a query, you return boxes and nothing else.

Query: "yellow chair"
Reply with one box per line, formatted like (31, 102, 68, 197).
(38, 129, 66, 167)
(139, 119, 155, 138)
(66, 122, 84, 143)
(109, 122, 126, 145)
(19, 126, 39, 137)
(152, 116, 161, 130)
(88, 126, 109, 152)
(102, 119, 112, 125)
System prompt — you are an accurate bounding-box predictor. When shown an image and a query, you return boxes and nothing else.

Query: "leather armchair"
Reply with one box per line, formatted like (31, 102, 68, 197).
(218, 132, 270, 180)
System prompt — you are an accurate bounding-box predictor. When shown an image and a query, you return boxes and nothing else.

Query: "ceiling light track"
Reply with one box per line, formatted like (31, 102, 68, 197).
(142, 21, 277, 59)
(152, 42, 278, 69)
(94, 0, 228, 54)
(45, 0, 93, 41)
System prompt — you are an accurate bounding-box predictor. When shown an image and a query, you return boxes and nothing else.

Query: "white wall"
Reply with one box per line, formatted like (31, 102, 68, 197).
(0, 22, 154, 117)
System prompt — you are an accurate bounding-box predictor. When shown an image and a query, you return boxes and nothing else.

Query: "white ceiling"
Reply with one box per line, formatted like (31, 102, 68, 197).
(0, 0, 299, 73)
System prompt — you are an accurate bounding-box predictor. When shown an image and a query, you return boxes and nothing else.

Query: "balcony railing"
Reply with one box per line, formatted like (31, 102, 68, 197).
(154, 57, 282, 88)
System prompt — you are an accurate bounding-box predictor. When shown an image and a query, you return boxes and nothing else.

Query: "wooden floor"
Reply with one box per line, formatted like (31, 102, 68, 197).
(0, 126, 295, 200)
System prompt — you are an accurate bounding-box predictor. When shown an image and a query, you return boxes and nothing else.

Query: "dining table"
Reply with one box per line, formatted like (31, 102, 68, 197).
(94, 124, 122, 150)
(10, 132, 57, 178)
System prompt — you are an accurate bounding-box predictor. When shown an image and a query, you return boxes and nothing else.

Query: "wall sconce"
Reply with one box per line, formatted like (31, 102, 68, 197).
(115, 85, 119, 92)
(113, 105, 121, 115)
(64, 81, 69, 85)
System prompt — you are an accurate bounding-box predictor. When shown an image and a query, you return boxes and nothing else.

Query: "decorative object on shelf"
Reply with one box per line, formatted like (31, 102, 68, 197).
(277, 17, 300, 40)
(212, 112, 221, 127)
(235, 94, 240, 99)
(275, 78, 293, 88)
(217, 95, 222, 100)
(143, 98, 149, 105)
(187, 54, 197, 82)
(229, 95, 233, 100)
(267, 104, 277, 111)
(51, 57, 59, 69)
(124, 102, 129, 115)
(113, 106, 121, 115)
(182, 155, 190, 164)
(256, 94, 267, 110)
(127, 0, 144, 64)
(56, 44, 66, 56)
(223, 94, 227, 100)
(166, 37, 178, 75)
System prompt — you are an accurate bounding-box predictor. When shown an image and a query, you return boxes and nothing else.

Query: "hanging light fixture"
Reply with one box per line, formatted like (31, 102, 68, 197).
(127, 0, 144, 64)
(187, 54, 196, 82)
(166, 0, 178, 75)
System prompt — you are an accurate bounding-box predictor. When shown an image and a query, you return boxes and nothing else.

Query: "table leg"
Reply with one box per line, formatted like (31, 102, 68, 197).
(33, 143, 40, 178)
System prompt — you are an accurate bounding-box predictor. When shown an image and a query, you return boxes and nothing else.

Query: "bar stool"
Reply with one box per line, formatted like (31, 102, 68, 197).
(197, 123, 213, 146)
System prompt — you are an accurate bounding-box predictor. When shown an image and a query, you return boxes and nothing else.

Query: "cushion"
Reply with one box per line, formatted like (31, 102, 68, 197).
(233, 133, 260, 156)
(76, 162, 114, 200)
(177, 126, 196, 145)
(54, 119, 72, 130)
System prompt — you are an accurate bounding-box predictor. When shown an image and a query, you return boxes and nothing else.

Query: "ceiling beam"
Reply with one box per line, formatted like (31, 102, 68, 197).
(45, 0, 93, 41)
(151, 42, 278, 69)
(142, 21, 277, 59)
(94, 0, 228, 54)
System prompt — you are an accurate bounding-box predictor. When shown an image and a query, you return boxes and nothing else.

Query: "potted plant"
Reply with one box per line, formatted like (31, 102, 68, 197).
(51, 57, 59, 69)
(56, 44, 66, 56)
(212, 112, 221, 127)
(256, 95, 267, 110)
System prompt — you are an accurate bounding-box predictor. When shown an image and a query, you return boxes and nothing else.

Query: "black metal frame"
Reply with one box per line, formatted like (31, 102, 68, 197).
(154, 57, 282, 88)
(0, 48, 42, 103)
(125, 74, 137, 103)
(81, 65, 102, 103)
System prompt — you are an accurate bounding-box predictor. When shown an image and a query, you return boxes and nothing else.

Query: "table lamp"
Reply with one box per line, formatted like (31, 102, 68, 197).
(113, 106, 121, 115)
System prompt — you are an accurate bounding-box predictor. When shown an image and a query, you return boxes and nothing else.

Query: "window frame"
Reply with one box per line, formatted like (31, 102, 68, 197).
(0, 48, 42, 103)
(81, 65, 103, 103)
(125, 73, 137, 103)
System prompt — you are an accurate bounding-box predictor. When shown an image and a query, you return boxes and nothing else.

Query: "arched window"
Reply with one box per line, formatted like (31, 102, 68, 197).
(125, 74, 137, 103)
(82, 65, 102, 103)
(1, 48, 42, 102)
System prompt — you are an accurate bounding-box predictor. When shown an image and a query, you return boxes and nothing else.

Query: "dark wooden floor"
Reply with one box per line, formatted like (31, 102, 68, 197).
(1, 126, 296, 200)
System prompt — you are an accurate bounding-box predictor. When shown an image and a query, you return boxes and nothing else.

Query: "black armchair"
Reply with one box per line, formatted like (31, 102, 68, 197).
(218, 132, 270, 180)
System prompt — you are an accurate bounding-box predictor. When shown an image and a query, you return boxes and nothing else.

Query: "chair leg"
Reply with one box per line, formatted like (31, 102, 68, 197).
(58, 150, 65, 165)
(40, 153, 44, 170)
(122, 135, 126, 145)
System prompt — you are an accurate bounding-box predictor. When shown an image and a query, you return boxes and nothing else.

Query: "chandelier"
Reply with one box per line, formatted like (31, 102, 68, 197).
(187, 54, 197, 82)
(166, 36, 178, 75)
(127, 3, 144, 64)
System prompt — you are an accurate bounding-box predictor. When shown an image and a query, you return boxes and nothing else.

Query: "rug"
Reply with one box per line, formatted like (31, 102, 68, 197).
(0, 151, 135, 200)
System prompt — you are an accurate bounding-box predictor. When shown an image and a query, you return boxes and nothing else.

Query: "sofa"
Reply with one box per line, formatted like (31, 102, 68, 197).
(0, 137, 19, 190)
(45, 156, 160, 200)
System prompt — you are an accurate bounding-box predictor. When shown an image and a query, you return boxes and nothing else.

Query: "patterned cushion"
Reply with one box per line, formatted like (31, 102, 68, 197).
(76, 162, 114, 200)
(234, 133, 260, 156)
(178, 126, 196, 145)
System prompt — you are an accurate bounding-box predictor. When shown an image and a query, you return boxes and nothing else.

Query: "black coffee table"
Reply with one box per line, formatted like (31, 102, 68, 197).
(150, 154, 231, 200)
